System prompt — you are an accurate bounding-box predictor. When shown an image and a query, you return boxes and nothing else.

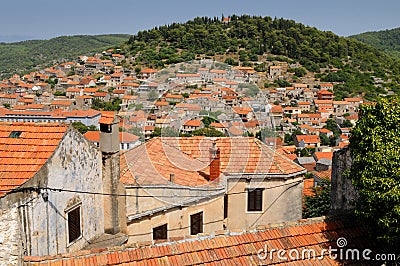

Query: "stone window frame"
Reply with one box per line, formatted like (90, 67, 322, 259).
(65, 203, 83, 246)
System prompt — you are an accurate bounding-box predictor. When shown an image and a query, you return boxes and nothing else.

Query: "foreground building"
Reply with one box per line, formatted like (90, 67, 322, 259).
(0, 122, 105, 264)
(120, 135, 306, 243)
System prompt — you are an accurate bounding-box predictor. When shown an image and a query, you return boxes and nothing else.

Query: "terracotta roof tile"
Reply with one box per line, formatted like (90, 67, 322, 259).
(120, 137, 305, 186)
(0, 122, 68, 196)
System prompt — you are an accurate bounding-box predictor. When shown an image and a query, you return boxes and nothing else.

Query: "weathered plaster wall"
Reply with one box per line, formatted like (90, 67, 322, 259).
(331, 146, 357, 215)
(19, 128, 104, 256)
(226, 175, 304, 230)
(125, 185, 225, 217)
(126, 196, 224, 243)
(0, 207, 21, 266)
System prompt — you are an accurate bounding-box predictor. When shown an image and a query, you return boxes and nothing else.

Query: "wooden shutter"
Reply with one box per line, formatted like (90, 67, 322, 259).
(247, 188, 263, 211)
(68, 207, 81, 243)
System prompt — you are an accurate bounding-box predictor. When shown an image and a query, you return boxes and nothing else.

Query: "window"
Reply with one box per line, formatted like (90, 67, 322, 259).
(153, 224, 167, 240)
(190, 212, 203, 235)
(67, 206, 82, 244)
(247, 188, 264, 212)
(9, 131, 22, 138)
(224, 194, 228, 219)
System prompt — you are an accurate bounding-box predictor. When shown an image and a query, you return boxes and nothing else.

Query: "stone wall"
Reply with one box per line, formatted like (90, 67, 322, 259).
(15, 127, 104, 257)
(0, 207, 21, 266)
(331, 146, 358, 215)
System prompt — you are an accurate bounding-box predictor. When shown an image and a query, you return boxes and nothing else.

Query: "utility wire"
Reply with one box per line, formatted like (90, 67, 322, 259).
(8, 179, 302, 198)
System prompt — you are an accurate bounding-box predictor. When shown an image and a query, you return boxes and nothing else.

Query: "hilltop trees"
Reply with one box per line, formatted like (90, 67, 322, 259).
(126, 15, 400, 101)
(348, 97, 400, 246)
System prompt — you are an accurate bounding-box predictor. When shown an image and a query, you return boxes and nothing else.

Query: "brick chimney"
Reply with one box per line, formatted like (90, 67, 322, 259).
(209, 140, 221, 181)
(99, 113, 126, 234)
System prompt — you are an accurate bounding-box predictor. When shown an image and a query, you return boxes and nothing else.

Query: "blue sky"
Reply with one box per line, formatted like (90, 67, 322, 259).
(0, 0, 399, 42)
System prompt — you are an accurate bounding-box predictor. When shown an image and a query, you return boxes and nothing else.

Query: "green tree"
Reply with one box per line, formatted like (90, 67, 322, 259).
(340, 119, 354, 128)
(320, 133, 331, 146)
(348, 97, 400, 246)
(201, 117, 217, 128)
(72, 122, 89, 134)
(191, 128, 224, 137)
(303, 179, 331, 218)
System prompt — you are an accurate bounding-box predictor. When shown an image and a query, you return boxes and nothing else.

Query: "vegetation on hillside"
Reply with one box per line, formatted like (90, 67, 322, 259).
(123, 15, 400, 100)
(350, 27, 400, 58)
(348, 97, 400, 247)
(0, 34, 130, 78)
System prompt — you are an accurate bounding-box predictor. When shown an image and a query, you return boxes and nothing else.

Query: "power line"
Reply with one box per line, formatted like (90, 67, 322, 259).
(8, 179, 302, 198)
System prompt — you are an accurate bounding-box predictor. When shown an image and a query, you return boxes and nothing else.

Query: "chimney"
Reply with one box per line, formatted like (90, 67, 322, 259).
(169, 173, 175, 183)
(209, 140, 221, 181)
(99, 113, 126, 234)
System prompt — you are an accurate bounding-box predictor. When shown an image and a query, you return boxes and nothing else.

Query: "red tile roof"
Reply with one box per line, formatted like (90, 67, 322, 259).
(120, 137, 305, 186)
(183, 120, 201, 127)
(0, 123, 68, 196)
(314, 152, 333, 161)
(84, 131, 139, 143)
(296, 135, 320, 144)
(303, 178, 315, 197)
(23, 217, 372, 265)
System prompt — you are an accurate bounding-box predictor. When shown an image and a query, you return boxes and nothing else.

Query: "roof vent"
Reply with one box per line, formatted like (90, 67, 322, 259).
(9, 131, 22, 138)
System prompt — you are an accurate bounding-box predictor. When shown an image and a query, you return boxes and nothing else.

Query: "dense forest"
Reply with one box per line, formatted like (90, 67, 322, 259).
(123, 15, 400, 100)
(351, 27, 400, 58)
(0, 34, 130, 78)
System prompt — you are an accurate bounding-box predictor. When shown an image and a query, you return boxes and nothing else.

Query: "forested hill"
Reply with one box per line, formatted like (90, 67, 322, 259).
(350, 27, 400, 58)
(124, 15, 400, 100)
(0, 34, 130, 78)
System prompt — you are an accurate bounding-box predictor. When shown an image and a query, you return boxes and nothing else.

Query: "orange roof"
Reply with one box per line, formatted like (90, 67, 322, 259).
(314, 151, 333, 161)
(66, 87, 81, 93)
(233, 107, 252, 115)
(50, 100, 72, 106)
(83, 87, 98, 93)
(314, 100, 333, 104)
(270, 105, 283, 113)
(93, 92, 108, 97)
(183, 120, 201, 127)
(317, 90, 333, 95)
(320, 83, 333, 87)
(155, 101, 169, 106)
(297, 101, 311, 105)
(120, 137, 305, 186)
(296, 135, 320, 143)
(140, 68, 157, 74)
(303, 178, 315, 197)
(0, 123, 68, 196)
(99, 112, 116, 124)
(319, 128, 333, 134)
(23, 217, 370, 265)
(84, 131, 139, 143)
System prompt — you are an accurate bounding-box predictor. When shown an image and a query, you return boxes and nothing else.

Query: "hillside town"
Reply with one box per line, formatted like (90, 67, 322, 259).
(0, 50, 378, 265)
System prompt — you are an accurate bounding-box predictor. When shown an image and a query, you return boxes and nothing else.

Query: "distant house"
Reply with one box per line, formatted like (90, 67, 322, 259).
(317, 90, 334, 100)
(84, 131, 140, 150)
(294, 134, 320, 148)
(182, 119, 202, 134)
